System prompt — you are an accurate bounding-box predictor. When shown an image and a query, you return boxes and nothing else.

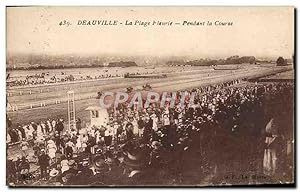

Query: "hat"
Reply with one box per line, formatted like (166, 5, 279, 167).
(109, 146, 115, 151)
(93, 155, 109, 172)
(95, 148, 102, 154)
(68, 159, 76, 166)
(150, 114, 156, 118)
(61, 172, 73, 184)
(157, 131, 164, 137)
(151, 141, 161, 149)
(123, 147, 149, 169)
(82, 161, 89, 167)
(49, 168, 60, 177)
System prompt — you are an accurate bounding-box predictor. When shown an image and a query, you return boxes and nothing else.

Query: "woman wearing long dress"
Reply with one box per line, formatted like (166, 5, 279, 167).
(65, 140, 74, 159)
(263, 118, 279, 176)
(36, 124, 44, 142)
(27, 125, 34, 141)
(51, 120, 56, 132)
(47, 140, 57, 164)
(41, 122, 46, 134)
(22, 125, 29, 140)
(20, 139, 29, 157)
(75, 135, 82, 153)
(95, 130, 101, 145)
(131, 118, 139, 136)
(151, 114, 159, 132)
(47, 120, 53, 133)
(60, 155, 69, 173)
(81, 134, 88, 152)
(89, 127, 95, 138)
(17, 129, 23, 143)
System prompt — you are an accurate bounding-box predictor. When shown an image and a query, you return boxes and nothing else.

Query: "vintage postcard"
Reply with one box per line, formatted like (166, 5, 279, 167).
(6, 6, 295, 187)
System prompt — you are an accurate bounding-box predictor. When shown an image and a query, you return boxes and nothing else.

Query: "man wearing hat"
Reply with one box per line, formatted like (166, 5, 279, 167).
(90, 154, 110, 185)
(122, 145, 153, 185)
(56, 118, 64, 136)
(125, 122, 134, 141)
(86, 133, 96, 156)
(60, 159, 78, 185)
(137, 117, 145, 137)
(18, 156, 31, 184)
(76, 118, 82, 131)
(76, 160, 94, 185)
(142, 116, 152, 143)
(54, 131, 62, 153)
(66, 159, 78, 174)
(14, 155, 22, 183)
(46, 139, 57, 165)
(60, 171, 74, 185)
(104, 125, 113, 147)
(65, 139, 74, 159)
(104, 152, 124, 185)
(38, 149, 50, 180)
(115, 122, 123, 142)
(149, 141, 163, 169)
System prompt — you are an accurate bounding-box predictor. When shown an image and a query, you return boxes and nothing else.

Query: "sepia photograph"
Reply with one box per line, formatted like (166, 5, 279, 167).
(6, 6, 295, 187)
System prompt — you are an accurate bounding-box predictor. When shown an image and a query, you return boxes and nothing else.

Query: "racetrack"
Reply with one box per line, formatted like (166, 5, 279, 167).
(7, 64, 292, 125)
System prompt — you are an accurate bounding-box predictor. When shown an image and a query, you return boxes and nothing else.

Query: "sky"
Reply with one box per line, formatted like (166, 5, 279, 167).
(6, 6, 294, 59)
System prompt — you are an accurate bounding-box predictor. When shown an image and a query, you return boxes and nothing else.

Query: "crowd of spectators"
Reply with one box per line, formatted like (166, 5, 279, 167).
(7, 118, 65, 145)
(7, 70, 167, 87)
(8, 73, 123, 87)
(7, 80, 293, 186)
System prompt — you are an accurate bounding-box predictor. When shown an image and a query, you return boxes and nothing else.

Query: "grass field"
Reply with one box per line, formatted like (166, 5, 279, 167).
(263, 70, 294, 80)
